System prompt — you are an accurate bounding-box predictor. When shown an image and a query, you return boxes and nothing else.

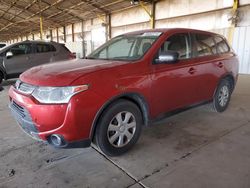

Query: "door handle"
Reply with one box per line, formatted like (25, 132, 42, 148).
(217, 62, 223, 68)
(188, 67, 196, 74)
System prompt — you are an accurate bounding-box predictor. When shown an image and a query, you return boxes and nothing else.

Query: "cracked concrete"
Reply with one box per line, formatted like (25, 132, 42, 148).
(0, 75, 250, 188)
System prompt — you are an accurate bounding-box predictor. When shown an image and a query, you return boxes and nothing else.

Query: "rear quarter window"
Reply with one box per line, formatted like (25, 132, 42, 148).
(214, 36, 230, 54)
(36, 43, 56, 53)
(194, 33, 217, 57)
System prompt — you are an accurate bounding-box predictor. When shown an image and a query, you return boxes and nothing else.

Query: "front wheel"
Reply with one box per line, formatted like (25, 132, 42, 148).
(95, 100, 142, 156)
(212, 79, 232, 112)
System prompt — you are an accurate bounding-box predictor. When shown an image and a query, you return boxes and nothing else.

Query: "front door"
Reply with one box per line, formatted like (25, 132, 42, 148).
(150, 33, 201, 117)
(4, 43, 33, 76)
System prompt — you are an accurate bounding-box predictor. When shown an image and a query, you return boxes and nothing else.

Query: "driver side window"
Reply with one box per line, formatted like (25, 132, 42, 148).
(160, 33, 191, 60)
(9, 43, 32, 56)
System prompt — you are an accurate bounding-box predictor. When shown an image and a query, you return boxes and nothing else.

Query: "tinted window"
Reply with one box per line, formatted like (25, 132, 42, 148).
(36, 44, 55, 53)
(9, 43, 32, 56)
(0, 44, 6, 48)
(214, 36, 230, 54)
(195, 34, 216, 57)
(160, 33, 191, 60)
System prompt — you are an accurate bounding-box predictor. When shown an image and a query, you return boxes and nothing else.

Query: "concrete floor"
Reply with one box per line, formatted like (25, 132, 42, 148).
(0, 75, 250, 188)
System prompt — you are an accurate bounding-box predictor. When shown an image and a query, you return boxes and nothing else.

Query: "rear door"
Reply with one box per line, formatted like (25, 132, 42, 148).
(32, 43, 55, 66)
(3, 43, 33, 75)
(150, 32, 202, 116)
(54, 44, 71, 61)
(190, 33, 227, 101)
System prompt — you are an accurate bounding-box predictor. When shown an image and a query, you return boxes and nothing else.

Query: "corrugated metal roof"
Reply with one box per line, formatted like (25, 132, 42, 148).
(0, 0, 152, 41)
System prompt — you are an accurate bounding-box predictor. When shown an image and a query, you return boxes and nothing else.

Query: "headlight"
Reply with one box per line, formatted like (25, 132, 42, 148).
(32, 85, 89, 104)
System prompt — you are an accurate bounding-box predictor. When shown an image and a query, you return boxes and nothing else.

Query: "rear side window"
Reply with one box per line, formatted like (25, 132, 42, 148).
(160, 33, 191, 60)
(36, 44, 56, 53)
(195, 34, 216, 57)
(214, 36, 230, 54)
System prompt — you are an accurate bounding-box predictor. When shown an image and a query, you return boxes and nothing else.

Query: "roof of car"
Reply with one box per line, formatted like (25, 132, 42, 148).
(5, 40, 64, 47)
(21, 40, 59, 44)
(123, 28, 219, 36)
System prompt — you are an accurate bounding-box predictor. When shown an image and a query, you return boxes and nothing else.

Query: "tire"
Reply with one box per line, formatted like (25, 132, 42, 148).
(95, 100, 143, 156)
(211, 79, 232, 112)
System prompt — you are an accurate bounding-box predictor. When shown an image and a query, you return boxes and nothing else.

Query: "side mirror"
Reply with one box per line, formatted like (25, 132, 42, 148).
(155, 51, 179, 64)
(6, 51, 13, 59)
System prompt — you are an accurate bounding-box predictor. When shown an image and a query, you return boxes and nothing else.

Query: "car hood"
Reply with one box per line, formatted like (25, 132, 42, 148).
(20, 59, 129, 86)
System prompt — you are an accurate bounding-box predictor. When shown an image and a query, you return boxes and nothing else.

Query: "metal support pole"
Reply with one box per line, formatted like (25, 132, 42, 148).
(139, 1, 155, 29)
(50, 29, 53, 41)
(72, 23, 75, 42)
(151, 1, 156, 29)
(106, 14, 112, 40)
(40, 16, 43, 40)
(228, 0, 239, 45)
(56, 28, 59, 42)
(81, 20, 85, 58)
(63, 26, 66, 43)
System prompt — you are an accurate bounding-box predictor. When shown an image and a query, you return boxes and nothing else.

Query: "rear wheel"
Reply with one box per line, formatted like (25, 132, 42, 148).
(212, 79, 232, 112)
(95, 100, 142, 156)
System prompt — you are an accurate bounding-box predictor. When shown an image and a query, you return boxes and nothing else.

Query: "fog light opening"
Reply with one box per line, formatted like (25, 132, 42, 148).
(49, 134, 65, 147)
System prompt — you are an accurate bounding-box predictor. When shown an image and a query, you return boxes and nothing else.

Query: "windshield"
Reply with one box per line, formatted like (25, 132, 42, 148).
(87, 32, 162, 61)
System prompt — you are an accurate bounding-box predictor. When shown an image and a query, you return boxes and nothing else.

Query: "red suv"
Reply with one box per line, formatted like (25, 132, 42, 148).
(9, 28, 239, 156)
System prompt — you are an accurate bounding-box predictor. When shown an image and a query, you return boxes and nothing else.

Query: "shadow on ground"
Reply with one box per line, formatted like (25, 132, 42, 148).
(1, 79, 16, 87)
(0, 79, 16, 92)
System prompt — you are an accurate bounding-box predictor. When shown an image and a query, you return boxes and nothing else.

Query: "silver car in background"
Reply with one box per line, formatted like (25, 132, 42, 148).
(0, 40, 75, 84)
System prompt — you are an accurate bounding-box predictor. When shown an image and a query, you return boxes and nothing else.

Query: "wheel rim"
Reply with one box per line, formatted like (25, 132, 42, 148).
(218, 85, 229, 107)
(107, 111, 136, 148)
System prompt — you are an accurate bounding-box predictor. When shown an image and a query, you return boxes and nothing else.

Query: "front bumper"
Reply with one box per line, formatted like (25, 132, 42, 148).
(8, 86, 103, 148)
(9, 100, 40, 140)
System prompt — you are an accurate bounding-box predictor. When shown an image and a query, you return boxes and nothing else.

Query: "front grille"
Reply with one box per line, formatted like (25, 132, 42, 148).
(10, 100, 40, 140)
(12, 101, 25, 118)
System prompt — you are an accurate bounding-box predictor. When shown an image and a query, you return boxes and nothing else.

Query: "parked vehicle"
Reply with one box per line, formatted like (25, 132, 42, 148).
(9, 28, 239, 156)
(0, 40, 75, 84)
(0, 43, 6, 49)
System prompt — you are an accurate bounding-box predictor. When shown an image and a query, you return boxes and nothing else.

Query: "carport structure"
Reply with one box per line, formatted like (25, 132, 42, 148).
(0, 0, 157, 41)
(0, 0, 250, 73)
(0, 0, 132, 40)
(0, 0, 250, 75)
(1, 1, 250, 188)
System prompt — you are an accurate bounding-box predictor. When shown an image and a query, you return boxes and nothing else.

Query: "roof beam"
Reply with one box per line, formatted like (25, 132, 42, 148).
(81, 0, 109, 14)
(0, 0, 65, 32)
(41, 0, 83, 22)
(0, 0, 19, 19)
